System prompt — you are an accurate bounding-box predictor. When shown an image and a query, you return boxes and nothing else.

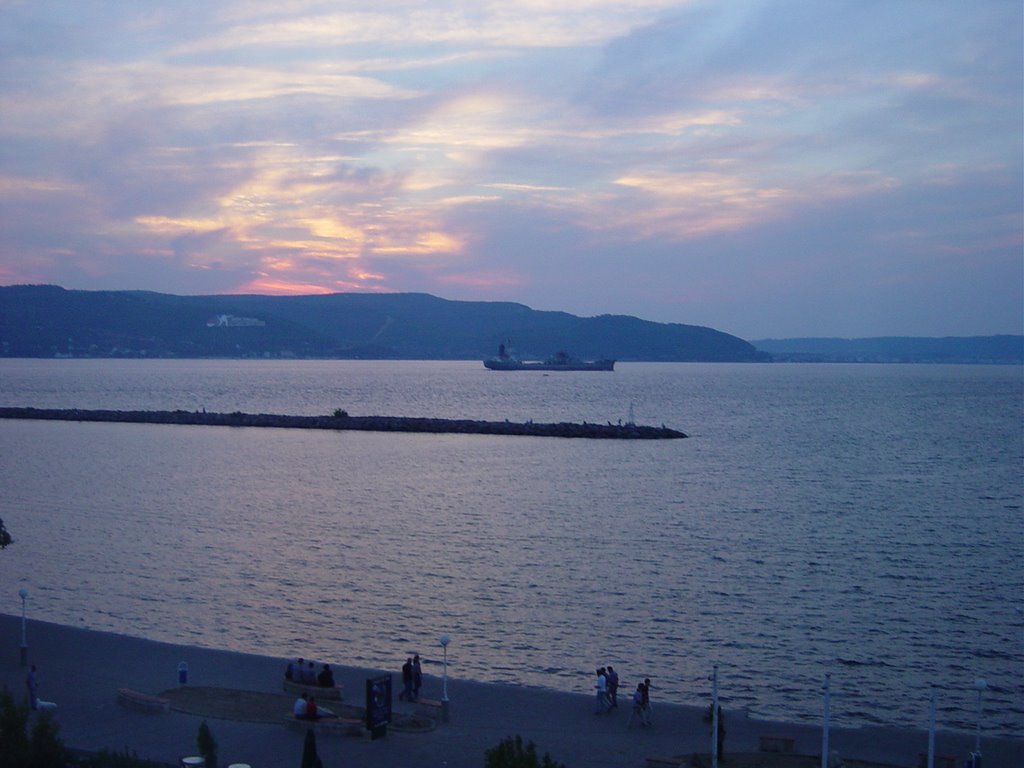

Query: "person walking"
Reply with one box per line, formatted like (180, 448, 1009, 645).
(627, 683, 647, 729)
(641, 678, 653, 726)
(412, 654, 423, 701)
(606, 665, 619, 708)
(399, 657, 413, 701)
(594, 668, 609, 714)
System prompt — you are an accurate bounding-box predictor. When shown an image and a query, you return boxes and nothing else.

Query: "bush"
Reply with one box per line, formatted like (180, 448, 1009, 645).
(196, 721, 217, 768)
(74, 750, 170, 768)
(485, 735, 565, 768)
(0, 687, 68, 768)
(29, 713, 67, 768)
(0, 687, 30, 768)
(300, 728, 323, 768)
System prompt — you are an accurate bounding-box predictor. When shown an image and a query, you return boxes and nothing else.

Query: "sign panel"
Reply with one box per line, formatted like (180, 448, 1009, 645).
(366, 674, 392, 738)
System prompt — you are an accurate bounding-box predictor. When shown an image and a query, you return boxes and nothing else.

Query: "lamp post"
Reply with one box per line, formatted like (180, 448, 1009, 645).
(439, 634, 450, 722)
(18, 588, 28, 666)
(974, 677, 987, 757)
(927, 686, 936, 768)
(711, 665, 719, 768)
(821, 673, 831, 768)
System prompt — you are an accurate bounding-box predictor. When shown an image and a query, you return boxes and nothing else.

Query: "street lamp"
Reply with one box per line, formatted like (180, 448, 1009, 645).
(821, 673, 831, 768)
(18, 588, 28, 666)
(974, 677, 987, 757)
(439, 634, 450, 722)
(711, 665, 719, 768)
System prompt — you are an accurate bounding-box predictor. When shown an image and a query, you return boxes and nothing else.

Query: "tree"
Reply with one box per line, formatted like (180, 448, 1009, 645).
(28, 712, 67, 768)
(76, 749, 168, 768)
(0, 687, 30, 768)
(485, 735, 565, 768)
(196, 721, 217, 768)
(300, 728, 323, 768)
(0, 687, 68, 768)
(0, 518, 12, 549)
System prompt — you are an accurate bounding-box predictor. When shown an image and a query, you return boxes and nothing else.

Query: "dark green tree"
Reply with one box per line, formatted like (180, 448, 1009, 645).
(28, 711, 67, 768)
(0, 518, 12, 549)
(77, 748, 168, 768)
(485, 735, 565, 768)
(300, 728, 323, 768)
(196, 721, 217, 768)
(0, 687, 67, 768)
(0, 687, 30, 768)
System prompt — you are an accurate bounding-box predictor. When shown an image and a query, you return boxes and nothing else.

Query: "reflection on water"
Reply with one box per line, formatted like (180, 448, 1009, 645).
(0, 359, 1021, 736)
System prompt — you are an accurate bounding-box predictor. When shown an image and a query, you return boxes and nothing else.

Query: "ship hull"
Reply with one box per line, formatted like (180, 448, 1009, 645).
(483, 358, 615, 371)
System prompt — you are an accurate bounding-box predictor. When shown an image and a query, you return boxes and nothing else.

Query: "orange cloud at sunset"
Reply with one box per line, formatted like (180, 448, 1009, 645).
(0, 0, 1018, 338)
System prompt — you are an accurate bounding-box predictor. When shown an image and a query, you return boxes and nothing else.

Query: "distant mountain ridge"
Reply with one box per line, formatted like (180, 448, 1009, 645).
(752, 336, 1022, 363)
(0, 285, 763, 362)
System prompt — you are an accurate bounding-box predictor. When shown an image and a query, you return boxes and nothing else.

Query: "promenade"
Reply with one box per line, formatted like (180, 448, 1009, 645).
(0, 615, 1019, 767)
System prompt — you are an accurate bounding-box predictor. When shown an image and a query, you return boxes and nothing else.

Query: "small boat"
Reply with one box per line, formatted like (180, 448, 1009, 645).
(483, 343, 615, 371)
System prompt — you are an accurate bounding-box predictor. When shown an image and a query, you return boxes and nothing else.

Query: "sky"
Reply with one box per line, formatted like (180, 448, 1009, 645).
(0, 1, 1021, 340)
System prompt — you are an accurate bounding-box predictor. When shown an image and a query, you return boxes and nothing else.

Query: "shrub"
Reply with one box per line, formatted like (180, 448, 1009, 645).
(29, 712, 67, 768)
(74, 750, 169, 768)
(0, 687, 30, 768)
(300, 728, 323, 768)
(196, 721, 217, 768)
(0, 687, 68, 768)
(485, 735, 565, 768)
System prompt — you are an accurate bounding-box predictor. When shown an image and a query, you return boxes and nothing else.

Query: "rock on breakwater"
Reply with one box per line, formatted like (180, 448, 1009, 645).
(0, 407, 687, 439)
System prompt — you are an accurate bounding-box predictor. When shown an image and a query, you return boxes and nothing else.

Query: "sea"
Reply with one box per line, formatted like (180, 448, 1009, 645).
(0, 359, 1021, 738)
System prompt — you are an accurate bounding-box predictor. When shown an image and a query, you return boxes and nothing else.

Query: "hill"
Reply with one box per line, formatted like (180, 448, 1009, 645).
(752, 336, 1023, 364)
(0, 285, 763, 362)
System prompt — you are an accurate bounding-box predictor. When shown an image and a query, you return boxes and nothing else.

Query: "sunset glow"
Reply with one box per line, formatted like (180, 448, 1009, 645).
(0, 0, 1019, 337)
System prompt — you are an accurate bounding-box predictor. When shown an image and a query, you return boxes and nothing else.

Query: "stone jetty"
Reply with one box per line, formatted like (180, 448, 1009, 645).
(0, 407, 687, 439)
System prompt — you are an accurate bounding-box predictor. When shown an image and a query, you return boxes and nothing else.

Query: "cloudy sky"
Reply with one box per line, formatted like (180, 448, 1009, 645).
(1, 1, 1020, 339)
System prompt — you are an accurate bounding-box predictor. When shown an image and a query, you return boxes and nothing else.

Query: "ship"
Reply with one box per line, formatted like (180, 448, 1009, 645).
(483, 343, 615, 371)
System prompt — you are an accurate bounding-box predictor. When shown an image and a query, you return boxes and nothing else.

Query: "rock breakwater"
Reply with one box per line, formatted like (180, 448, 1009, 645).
(0, 407, 687, 439)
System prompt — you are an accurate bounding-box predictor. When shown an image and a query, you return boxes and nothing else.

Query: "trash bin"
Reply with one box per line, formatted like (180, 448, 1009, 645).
(177, 661, 188, 686)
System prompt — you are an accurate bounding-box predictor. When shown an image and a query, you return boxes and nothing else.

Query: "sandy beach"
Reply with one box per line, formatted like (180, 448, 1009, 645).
(0, 614, 1019, 768)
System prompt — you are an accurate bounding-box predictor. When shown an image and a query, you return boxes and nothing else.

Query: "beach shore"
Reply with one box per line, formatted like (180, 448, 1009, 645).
(0, 614, 1018, 768)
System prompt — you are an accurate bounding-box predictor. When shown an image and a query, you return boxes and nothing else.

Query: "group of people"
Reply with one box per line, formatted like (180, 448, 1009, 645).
(285, 658, 335, 688)
(594, 666, 652, 727)
(593, 665, 620, 713)
(398, 654, 423, 701)
(292, 691, 334, 721)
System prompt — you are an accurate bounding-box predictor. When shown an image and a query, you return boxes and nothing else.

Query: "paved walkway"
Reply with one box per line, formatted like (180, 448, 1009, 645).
(0, 615, 1019, 767)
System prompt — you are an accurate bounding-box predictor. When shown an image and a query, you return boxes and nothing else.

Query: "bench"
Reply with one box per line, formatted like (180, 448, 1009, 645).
(918, 754, 958, 768)
(282, 678, 344, 700)
(117, 687, 170, 713)
(759, 735, 796, 753)
(284, 714, 364, 737)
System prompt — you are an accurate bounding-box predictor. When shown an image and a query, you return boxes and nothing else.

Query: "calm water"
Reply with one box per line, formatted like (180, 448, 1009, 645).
(0, 359, 1021, 737)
